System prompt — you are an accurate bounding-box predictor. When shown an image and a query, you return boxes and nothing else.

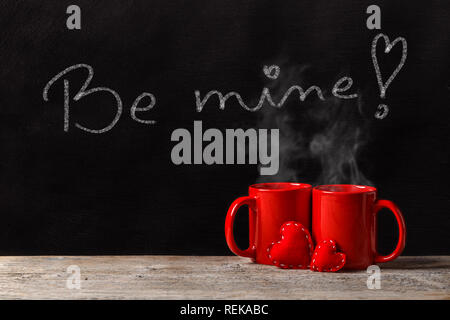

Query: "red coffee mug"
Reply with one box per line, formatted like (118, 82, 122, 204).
(225, 182, 312, 265)
(312, 185, 406, 269)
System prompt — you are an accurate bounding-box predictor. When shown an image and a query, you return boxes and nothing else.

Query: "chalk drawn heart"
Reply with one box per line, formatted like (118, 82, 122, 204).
(263, 65, 280, 80)
(371, 33, 407, 98)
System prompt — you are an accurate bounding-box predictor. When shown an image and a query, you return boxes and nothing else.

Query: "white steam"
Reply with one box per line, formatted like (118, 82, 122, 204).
(256, 63, 373, 186)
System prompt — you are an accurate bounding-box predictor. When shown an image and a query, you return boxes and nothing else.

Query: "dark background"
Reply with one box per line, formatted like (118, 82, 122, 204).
(0, 0, 448, 255)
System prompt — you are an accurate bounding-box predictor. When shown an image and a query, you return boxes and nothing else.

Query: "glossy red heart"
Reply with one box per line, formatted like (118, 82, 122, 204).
(310, 239, 346, 272)
(267, 221, 313, 269)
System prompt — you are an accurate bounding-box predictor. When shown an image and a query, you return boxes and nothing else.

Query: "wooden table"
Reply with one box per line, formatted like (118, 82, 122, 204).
(0, 256, 448, 299)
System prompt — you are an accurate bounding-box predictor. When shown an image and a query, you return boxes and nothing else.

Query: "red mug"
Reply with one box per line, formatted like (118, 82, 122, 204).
(312, 185, 406, 269)
(225, 182, 312, 265)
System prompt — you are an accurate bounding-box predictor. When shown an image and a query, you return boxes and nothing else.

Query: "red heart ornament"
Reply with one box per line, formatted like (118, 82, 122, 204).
(267, 221, 313, 269)
(310, 240, 346, 272)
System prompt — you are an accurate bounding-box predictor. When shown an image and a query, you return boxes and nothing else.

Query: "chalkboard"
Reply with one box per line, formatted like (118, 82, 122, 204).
(0, 0, 448, 255)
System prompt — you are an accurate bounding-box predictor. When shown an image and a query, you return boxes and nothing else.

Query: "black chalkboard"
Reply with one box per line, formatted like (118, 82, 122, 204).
(0, 0, 448, 255)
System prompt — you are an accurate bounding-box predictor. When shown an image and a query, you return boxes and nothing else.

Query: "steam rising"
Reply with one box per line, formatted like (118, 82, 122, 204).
(257, 63, 372, 186)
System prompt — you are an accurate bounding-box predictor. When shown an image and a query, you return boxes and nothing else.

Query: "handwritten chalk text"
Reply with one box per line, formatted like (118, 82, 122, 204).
(42, 33, 407, 132)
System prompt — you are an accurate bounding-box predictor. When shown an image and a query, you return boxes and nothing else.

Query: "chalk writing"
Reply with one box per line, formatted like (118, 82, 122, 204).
(43, 64, 123, 133)
(374, 104, 389, 119)
(195, 67, 361, 112)
(332, 77, 358, 99)
(42, 33, 407, 134)
(130, 92, 157, 125)
(371, 33, 407, 118)
(43, 64, 157, 133)
(372, 33, 407, 98)
(263, 65, 280, 79)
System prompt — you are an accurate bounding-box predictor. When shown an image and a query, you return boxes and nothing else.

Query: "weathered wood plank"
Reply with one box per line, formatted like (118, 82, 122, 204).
(0, 256, 448, 300)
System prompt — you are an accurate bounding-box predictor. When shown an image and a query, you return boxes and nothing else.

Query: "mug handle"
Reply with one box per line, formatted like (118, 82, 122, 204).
(225, 196, 256, 259)
(374, 199, 406, 263)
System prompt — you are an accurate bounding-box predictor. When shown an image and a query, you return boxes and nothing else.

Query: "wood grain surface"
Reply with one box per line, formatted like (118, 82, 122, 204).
(0, 256, 448, 299)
